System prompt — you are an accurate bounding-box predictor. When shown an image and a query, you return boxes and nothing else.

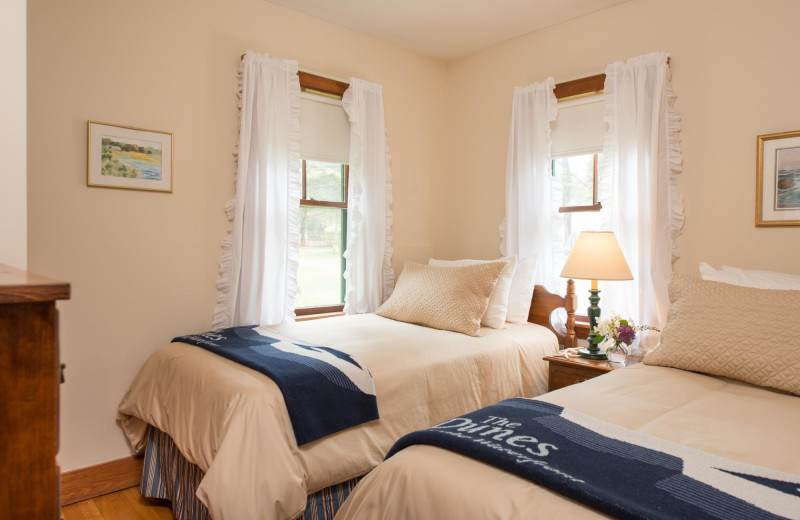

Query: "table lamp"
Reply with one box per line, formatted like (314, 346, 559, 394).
(559, 231, 633, 359)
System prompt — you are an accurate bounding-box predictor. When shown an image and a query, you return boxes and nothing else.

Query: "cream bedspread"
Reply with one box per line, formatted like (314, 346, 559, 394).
(117, 314, 558, 520)
(335, 363, 800, 519)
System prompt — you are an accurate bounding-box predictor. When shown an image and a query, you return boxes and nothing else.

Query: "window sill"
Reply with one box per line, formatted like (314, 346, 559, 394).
(296, 311, 345, 322)
(558, 203, 602, 213)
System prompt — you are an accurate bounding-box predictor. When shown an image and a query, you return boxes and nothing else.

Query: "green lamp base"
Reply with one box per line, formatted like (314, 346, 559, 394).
(578, 347, 608, 360)
(580, 287, 607, 360)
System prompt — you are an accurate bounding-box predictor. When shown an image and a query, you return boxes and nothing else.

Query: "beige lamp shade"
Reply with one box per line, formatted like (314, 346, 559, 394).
(560, 231, 633, 281)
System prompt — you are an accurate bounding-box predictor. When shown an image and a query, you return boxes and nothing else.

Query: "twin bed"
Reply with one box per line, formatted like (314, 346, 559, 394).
(337, 272, 800, 520)
(337, 364, 800, 519)
(118, 272, 579, 519)
(119, 263, 800, 520)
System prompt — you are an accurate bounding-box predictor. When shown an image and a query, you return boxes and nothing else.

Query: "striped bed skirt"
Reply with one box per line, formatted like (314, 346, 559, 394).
(140, 426, 363, 520)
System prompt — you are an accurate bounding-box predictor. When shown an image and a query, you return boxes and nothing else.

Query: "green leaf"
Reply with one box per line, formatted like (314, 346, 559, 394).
(619, 319, 628, 326)
(592, 334, 606, 344)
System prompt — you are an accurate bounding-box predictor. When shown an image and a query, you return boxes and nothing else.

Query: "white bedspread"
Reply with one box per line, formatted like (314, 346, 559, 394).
(117, 314, 558, 520)
(335, 363, 800, 519)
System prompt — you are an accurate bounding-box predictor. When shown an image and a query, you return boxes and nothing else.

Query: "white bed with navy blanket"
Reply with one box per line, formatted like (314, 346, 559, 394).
(335, 364, 800, 520)
(118, 312, 561, 520)
(335, 273, 800, 520)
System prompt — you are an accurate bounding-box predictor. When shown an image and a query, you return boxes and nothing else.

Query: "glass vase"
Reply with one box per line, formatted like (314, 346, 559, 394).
(606, 342, 628, 364)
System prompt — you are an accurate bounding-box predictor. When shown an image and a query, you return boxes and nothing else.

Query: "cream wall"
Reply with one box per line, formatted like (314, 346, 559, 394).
(1, 0, 27, 269)
(28, 0, 446, 471)
(439, 0, 800, 275)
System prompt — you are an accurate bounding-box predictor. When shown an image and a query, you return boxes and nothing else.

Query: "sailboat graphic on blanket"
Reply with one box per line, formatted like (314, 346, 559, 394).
(173, 325, 379, 445)
(388, 399, 800, 520)
(554, 405, 800, 519)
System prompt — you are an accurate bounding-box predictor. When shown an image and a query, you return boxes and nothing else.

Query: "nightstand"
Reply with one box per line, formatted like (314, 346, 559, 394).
(543, 353, 641, 392)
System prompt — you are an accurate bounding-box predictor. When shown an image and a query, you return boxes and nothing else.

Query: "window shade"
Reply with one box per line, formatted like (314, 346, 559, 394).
(300, 92, 350, 164)
(551, 95, 604, 158)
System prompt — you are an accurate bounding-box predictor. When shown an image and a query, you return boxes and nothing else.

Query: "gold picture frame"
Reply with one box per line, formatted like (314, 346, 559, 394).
(756, 129, 800, 226)
(87, 121, 173, 193)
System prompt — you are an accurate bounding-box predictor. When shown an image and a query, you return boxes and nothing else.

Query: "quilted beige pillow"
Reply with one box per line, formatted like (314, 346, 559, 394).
(376, 260, 507, 336)
(644, 273, 800, 395)
(429, 256, 517, 329)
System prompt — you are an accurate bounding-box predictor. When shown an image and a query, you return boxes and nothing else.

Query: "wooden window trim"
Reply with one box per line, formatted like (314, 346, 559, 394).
(298, 71, 348, 98)
(296, 305, 344, 317)
(299, 199, 348, 209)
(554, 73, 605, 101)
(296, 311, 345, 322)
(559, 204, 602, 214)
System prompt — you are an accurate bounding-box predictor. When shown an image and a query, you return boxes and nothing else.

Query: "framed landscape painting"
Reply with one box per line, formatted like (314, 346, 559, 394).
(87, 121, 173, 192)
(756, 129, 800, 226)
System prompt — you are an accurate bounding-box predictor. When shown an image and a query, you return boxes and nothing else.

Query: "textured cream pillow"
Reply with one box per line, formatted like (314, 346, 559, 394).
(644, 274, 800, 395)
(429, 257, 517, 329)
(376, 261, 507, 336)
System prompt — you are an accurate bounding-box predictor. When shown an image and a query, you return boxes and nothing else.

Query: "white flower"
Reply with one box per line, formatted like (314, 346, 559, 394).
(599, 336, 615, 352)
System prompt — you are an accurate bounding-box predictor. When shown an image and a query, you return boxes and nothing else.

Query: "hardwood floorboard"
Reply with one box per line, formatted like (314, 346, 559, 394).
(61, 499, 104, 520)
(62, 487, 174, 520)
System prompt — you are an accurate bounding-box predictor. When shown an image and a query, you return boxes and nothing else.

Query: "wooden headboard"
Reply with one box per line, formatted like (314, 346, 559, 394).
(527, 280, 589, 349)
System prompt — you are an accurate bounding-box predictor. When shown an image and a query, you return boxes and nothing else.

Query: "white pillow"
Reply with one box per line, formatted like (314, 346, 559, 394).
(505, 256, 538, 324)
(429, 256, 517, 329)
(699, 262, 800, 290)
(721, 264, 800, 290)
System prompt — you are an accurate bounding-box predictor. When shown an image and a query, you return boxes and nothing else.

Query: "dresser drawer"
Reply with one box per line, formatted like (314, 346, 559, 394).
(548, 363, 603, 391)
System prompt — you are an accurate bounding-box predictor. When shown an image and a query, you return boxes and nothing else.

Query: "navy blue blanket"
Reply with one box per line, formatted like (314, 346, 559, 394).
(387, 399, 800, 520)
(173, 326, 379, 445)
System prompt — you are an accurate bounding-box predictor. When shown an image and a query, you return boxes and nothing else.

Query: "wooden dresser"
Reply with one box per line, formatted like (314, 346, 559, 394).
(0, 263, 70, 518)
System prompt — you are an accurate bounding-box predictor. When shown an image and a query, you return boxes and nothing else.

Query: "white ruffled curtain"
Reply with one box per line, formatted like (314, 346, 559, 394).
(600, 51, 683, 347)
(500, 78, 560, 292)
(213, 52, 302, 328)
(341, 78, 394, 314)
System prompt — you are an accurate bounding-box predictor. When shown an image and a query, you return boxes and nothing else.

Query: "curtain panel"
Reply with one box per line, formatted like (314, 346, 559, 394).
(500, 78, 559, 292)
(600, 51, 683, 347)
(213, 51, 302, 329)
(341, 78, 394, 314)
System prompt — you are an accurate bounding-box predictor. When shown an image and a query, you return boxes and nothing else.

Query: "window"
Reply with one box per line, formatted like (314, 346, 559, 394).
(551, 92, 604, 214)
(553, 152, 603, 272)
(550, 92, 605, 318)
(551, 93, 605, 247)
(295, 72, 350, 315)
(296, 160, 348, 313)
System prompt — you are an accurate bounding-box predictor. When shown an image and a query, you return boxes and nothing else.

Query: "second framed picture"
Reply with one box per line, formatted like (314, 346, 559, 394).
(756, 129, 800, 226)
(87, 121, 173, 193)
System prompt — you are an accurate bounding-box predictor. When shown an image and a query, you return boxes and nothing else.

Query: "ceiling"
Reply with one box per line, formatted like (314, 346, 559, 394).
(263, 0, 631, 61)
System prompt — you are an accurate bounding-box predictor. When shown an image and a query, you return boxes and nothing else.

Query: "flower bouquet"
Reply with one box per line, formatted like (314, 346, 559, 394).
(592, 313, 659, 362)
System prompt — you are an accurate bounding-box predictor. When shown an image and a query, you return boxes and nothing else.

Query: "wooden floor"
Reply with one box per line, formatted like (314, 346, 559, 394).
(61, 487, 175, 520)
